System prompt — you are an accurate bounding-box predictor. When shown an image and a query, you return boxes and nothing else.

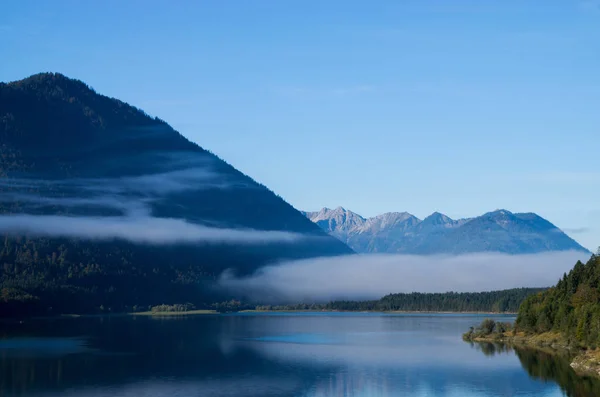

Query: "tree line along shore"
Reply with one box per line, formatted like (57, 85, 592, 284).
(464, 252, 600, 377)
(1, 287, 543, 318)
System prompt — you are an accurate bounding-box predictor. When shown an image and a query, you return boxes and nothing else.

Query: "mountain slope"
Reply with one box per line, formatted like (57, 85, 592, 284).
(0, 73, 352, 316)
(304, 207, 588, 254)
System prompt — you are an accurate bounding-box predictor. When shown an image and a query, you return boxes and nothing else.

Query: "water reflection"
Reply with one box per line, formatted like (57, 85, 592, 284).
(466, 340, 514, 357)
(0, 314, 593, 397)
(0, 337, 91, 357)
(468, 341, 600, 397)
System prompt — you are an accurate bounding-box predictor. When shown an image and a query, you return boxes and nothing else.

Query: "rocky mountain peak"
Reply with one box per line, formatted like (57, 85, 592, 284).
(302, 206, 589, 254)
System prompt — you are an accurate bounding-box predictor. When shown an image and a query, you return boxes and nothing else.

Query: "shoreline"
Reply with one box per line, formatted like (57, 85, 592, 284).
(388, 310, 516, 315)
(243, 309, 517, 315)
(464, 331, 600, 377)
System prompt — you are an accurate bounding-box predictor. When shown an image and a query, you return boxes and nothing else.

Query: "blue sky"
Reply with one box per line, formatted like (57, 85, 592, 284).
(1, 0, 599, 250)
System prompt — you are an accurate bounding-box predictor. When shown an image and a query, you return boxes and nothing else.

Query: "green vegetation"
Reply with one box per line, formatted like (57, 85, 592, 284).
(149, 303, 197, 313)
(464, 251, 600, 378)
(463, 318, 514, 341)
(143, 300, 246, 314)
(463, 251, 600, 349)
(0, 236, 224, 317)
(133, 307, 217, 316)
(516, 252, 600, 348)
(256, 288, 544, 313)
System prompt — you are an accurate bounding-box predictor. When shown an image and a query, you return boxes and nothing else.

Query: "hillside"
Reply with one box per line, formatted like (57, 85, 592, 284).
(303, 207, 588, 254)
(516, 252, 600, 347)
(0, 73, 352, 316)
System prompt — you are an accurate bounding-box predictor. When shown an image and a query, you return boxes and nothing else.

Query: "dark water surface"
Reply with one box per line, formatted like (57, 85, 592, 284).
(1, 313, 599, 397)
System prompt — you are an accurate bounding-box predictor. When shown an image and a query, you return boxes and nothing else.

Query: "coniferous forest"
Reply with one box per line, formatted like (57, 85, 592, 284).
(254, 288, 543, 313)
(516, 252, 600, 348)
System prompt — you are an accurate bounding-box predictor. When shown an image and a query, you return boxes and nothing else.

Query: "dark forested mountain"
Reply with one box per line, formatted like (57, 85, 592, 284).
(303, 207, 588, 254)
(0, 72, 351, 316)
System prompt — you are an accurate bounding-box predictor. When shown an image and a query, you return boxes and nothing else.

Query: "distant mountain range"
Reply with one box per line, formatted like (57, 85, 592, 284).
(302, 207, 588, 254)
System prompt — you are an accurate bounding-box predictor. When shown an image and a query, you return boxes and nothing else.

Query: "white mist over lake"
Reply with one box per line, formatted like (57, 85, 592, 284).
(221, 251, 589, 301)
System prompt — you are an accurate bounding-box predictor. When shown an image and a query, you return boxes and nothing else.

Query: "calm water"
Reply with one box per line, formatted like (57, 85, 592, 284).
(1, 313, 599, 397)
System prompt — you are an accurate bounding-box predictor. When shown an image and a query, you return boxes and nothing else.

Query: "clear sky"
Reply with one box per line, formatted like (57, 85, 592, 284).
(1, 0, 599, 250)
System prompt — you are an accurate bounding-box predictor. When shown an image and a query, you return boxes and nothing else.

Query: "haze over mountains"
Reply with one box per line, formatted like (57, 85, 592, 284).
(303, 207, 588, 254)
(0, 73, 351, 315)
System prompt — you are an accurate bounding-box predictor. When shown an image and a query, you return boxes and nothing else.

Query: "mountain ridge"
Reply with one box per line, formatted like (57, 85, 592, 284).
(303, 207, 589, 254)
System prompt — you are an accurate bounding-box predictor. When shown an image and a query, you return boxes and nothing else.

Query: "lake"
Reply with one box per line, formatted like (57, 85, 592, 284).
(1, 313, 599, 397)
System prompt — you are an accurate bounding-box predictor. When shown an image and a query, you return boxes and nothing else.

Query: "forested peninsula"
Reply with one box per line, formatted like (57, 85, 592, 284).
(464, 251, 600, 376)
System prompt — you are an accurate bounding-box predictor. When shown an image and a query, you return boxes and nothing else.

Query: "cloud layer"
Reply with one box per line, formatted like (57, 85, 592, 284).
(221, 251, 590, 301)
(0, 213, 305, 245)
(0, 152, 297, 245)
